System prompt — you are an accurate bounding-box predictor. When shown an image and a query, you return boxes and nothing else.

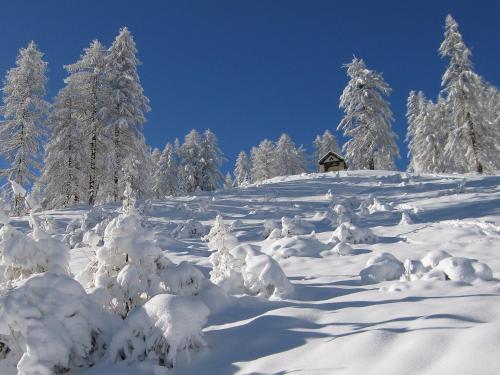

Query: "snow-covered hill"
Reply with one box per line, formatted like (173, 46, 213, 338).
(3, 170, 500, 375)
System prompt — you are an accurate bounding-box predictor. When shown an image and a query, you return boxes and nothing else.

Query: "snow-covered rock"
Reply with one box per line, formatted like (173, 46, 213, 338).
(110, 294, 209, 368)
(360, 252, 405, 284)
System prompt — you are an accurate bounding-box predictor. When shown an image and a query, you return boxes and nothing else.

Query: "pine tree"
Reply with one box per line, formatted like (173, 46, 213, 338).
(200, 129, 223, 191)
(150, 147, 162, 198)
(0, 42, 49, 215)
(439, 15, 498, 173)
(234, 151, 251, 186)
(157, 143, 178, 196)
(275, 134, 308, 176)
(224, 172, 233, 190)
(105, 27, 150, 200)
(63, 40, 110, 205)
(39, 79, 86, 209)
(337, 57, 399, 170)
(178, 130, 203, 193)
(251, 139, 276, 182)
(312, 130, 340, 169)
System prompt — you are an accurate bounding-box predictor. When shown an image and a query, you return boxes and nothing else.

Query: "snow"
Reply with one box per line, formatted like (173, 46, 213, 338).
(1, 170, 500, 374)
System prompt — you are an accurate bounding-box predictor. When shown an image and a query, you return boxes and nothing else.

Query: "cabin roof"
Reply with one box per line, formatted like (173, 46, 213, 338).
(318, 151, 345, 164)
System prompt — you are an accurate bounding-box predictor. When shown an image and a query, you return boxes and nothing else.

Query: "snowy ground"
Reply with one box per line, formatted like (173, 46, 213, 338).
(5, 170, 500, 374)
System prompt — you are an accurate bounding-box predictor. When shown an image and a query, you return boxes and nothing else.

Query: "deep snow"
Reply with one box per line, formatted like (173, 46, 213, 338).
(2, 170, 500, 374)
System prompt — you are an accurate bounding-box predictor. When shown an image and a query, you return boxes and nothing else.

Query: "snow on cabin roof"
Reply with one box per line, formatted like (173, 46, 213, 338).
(318, 151, 345, 164)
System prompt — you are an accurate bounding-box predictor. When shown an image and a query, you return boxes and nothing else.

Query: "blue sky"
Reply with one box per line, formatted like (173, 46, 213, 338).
(0, 0, 498, 172)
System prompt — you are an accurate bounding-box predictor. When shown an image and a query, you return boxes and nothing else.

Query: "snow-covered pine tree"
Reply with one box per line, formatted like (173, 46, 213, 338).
(251, 139, 276, 182)
(0, 42, 49, 215)
(178, 130, 203, 193)
(337, 57, 399, 170)
(105, 27, 150, 201)
(234, 151, 251, 186)
(439, 15, 499, 173)
(39, 78, 86, 209)
(312, 130, 340, 169)
(65, 40, 110, 205)
(150, 147, 162, 198)
(405, 91, 421, 173)
(274, 134, 308, 176)
(200, 129, 223, 191)
(224, 172, 233, 190)
(158, 143, 178, 196)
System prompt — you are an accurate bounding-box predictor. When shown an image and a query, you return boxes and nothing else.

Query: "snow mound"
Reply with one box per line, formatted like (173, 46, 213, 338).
(263, 233, 329, 258)
(281, 216, 315, 237)
(262, 219, 279, 239)
(330, 222, 377, 244)
(331, 242, 362, 256)
(0, 273, 113, 375)
(327, 203, 357, 225)
(420, 250, 452, 269)
(172, 219, 207, 239)
(435, 257, 493, 283)
(110, 294, 209, 369)
(360, 252, 405, 284)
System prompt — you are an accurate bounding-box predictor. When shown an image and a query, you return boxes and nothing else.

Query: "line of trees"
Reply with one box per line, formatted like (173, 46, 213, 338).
(0, 15, 498, 213)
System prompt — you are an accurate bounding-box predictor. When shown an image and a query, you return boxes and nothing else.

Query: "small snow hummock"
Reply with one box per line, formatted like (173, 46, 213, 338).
(359, 252, 405, 284)
(435, 257, 493, 283)
(281, 216, 315, 237)
(110, 294, 209, 369)
(330, 222, 377, 244)
(263, 232, 329, 258)
(332, 242, 359, 256)
(262, 219, 279, 239)
(171, 219, 207, 239)
(327, 203, 357, 226)
(0, 273, 114, 375)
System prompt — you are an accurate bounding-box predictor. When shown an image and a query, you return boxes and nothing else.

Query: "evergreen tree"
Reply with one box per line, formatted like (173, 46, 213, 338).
(200, 129, 223, 191)
(0, 42, 49, 214)
(275, 134, 308, 176)
(337, 57, 399, 170)
(158, 142, 178, 196)
(39, 79, 86, 208)
(439, 15, 498, 173)
(224, 172, 233, 190)
(234, 151, 251, 186)
(150, 147, 161, 198)
(64, 40, 110, 204)
(105, 27, 150, 200)
(178, 130, 203, 193)
(312, 130, 340, 170)
(251, 139, 276, 182)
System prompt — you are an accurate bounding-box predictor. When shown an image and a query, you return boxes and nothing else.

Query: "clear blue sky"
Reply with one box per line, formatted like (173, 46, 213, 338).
(0, 0, 498, 172)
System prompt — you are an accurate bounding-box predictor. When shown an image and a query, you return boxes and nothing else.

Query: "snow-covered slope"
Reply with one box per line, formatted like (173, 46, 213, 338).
(3, 170, 500, 375)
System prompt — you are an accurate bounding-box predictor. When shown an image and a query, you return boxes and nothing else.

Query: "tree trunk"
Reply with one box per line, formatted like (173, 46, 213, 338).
(466, 112, 483, 174)
(369, 157, 375, 170)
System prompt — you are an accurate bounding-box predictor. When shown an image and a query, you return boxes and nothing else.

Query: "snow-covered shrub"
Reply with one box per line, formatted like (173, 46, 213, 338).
(435, 257, 493, 283)
(367, 197, 393, 213)
(160, 261, 205, 296)
(211, 243, 293, 299)
(330, 222, 377, 244)
(171, 219, 207, 239)
(230, 219, 243, 230)
(327, 203, 356, 225)
(0, 216, 69, 283)
(399, 211, 413, 225)
(281, 216, 314, 237)
(332, 242, 359, 256)
(262, 219, 279, 239)
(110, 294, 209, 369)
(202, 215, 238, 251)
(264, 233, 329, 258)
(324, 189, 334, 201)
(360, 252, 405, 284)
(420, 250, 451, 269)
(0, 273, 113, 375)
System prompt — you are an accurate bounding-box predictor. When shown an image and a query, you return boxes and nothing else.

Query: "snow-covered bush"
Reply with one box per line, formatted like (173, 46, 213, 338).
(264, 233, 329, 258)
(330, 222, 377, 244)
(202, 215, 238, 251)
(110, 294, 209, 369)
(171, 219, 207, 239)
(367, 197, 393, 214)
(211, 243, 293, 299)
(63, 206, 116, 248)
(327, 203, 356, 225)
(332, 242, 359, 256)
(435, 257, 493, 283)
(420, 250, 451, 269)
(281, 216, 314, 237)
(79, 203, 210, 317)
(0, 273, 113, 375)
(399, 211, 414, 225)
(359, 252, 405, 284)
(0, 215, 69, 283)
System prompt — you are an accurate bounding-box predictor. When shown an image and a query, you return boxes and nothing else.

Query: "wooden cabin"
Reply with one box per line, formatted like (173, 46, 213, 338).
(318, 151, 347, 172)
